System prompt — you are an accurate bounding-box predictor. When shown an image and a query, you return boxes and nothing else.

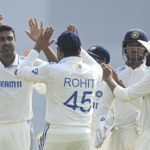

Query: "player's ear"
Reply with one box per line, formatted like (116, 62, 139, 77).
(57, 46, 64, 59)
(77, 48, 81, 55)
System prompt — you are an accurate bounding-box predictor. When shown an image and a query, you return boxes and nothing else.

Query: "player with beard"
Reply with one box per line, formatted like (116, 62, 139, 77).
(0, 17, 56, 150)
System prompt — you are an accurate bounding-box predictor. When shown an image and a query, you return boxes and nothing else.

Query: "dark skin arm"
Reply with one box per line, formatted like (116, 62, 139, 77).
(26, 18, 58, 62)
(101, 63, 125, 92)
(67, 24, 78, 33)
(33, 27, 54, 53)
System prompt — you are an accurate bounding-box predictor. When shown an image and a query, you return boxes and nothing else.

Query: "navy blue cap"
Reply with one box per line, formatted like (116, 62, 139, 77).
(123, 28, 149, 48)
(87, 45, 110, 64)
(56, 31, 81, 55)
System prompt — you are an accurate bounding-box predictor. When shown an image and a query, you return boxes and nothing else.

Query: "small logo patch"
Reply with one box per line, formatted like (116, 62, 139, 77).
(131, 31, 140, 39)
(96, 90, 103, 97)
(32, 68, 38, 75)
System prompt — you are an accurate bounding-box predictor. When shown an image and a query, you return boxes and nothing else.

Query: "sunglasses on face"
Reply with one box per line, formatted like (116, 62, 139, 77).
(0, 36, 14, 42)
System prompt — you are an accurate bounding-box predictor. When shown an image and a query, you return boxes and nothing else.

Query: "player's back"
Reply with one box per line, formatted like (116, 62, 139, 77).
(45, 56, 101, 133)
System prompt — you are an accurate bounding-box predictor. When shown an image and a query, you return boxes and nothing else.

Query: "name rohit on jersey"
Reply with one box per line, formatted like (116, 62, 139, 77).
(0, 81, 22, 88)
(64, 77, 95, 88)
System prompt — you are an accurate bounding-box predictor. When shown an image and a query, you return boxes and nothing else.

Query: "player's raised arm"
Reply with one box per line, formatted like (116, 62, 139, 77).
(16, 27, 53, 83)
(67, 24, 78, 34)
(67, 24, 103, 73)
(26, 18, 58, 62)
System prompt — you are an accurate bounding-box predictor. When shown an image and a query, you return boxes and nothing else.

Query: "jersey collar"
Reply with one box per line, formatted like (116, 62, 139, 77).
(58, 56, 82, 64)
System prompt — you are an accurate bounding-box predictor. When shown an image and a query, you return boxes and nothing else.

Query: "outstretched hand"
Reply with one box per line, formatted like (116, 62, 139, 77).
(101, 63, 112, 80)
(22, 48, 30, 57)
(67, 24, 78, 34)
(25, 18, 43, 42)
(34, 26, 54, 52)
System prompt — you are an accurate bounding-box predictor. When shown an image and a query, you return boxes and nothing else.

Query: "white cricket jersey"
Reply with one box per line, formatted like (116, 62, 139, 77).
(114, 66, 150, 132)
(0, 54, 33, 123)
(0, 53, 46, 123)
(112, 64, 146, 126)
(91, 80, 106, 131)
(98, 64, 146, 127)
(17, 49, 103, 132)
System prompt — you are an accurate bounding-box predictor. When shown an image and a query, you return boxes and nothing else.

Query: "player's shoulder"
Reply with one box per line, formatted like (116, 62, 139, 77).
(145, 66, 150, 72)
(115, 65, 127, 74)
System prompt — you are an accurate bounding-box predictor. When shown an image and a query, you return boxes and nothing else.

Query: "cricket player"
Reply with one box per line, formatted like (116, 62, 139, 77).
(96, 28, 150, 150)
(86, 45, 112, 150)
(0, 16, 51, 150)
(16, 27, 103, 150)
(102, 33, 150, 150)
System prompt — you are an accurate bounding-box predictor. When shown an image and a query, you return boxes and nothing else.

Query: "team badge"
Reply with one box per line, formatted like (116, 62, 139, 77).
(90, 46, 96, 51)
(131, 31, 140, 39)
(32, 68, 38, 75)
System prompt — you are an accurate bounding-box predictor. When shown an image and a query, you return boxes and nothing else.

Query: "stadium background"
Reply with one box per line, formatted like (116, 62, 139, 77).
(1, 0, 150, 149)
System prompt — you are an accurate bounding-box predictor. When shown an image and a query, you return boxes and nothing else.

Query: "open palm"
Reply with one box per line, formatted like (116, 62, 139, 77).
(25, 18, 43, 42)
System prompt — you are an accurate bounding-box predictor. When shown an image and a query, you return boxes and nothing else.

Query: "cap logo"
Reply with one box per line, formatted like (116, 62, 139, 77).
(131, 31, 140, 39)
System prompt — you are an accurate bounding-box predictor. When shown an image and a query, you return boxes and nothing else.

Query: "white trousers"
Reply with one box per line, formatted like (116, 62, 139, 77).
(0, 121, 31, 150)
(135, 131, 150, 150)
(100, 125, 138, 150)
(37, 123, 91, 150)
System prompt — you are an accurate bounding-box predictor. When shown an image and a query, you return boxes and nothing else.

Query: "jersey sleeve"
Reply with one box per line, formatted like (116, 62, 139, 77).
(17, 49, 52, 83)
(34, 58, 47, 66)
(97, 82, 114, 117)
(80, 48, 103, 80)
(114, 72, 150, 101)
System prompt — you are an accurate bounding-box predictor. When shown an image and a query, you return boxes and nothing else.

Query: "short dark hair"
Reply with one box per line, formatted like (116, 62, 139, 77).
(56, 31, 81, 57)
(0, 25, 16, 40)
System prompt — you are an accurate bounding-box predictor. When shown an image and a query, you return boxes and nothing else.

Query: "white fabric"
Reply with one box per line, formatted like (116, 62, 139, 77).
(98, 64, 146, 150)
(114, 66, 150, 149)
(44, 132, 90, 150)
(0, 53, 46, 123)
(102, 124, 138, 150)
(90, 80, 113, 150)
(0, 121, 31, 150)
(0, 52, 46, 150)
(17, 49, 102, 129)
(0, 54, 33, 123)
(114, 66, 150, 132)
(95, 117, 107, 148)
(112, 64, 144, 126)
(17, 49, 103, 150)
(135, 131, 150, 150)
